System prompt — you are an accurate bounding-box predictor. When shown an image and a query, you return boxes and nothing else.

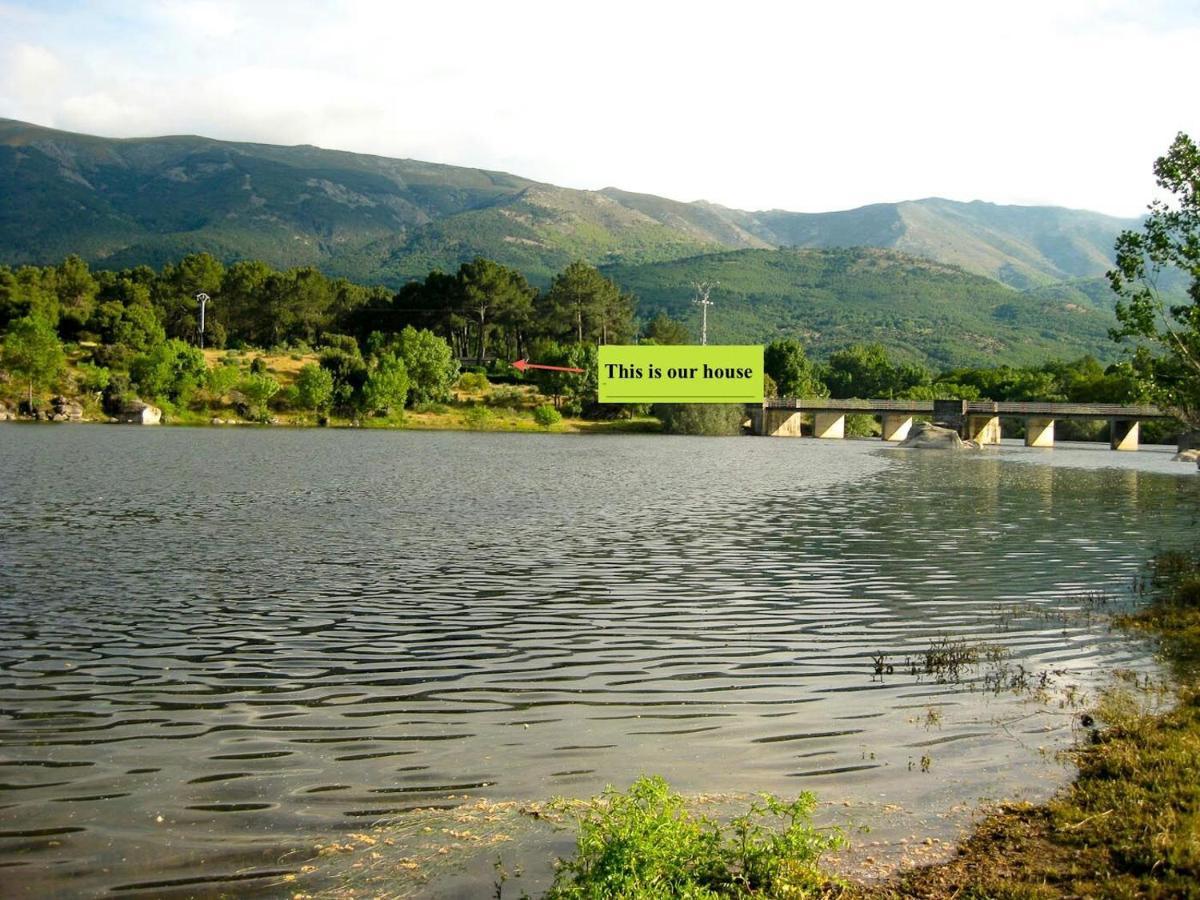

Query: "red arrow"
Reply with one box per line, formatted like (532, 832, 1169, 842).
(511, 359, 585, 374)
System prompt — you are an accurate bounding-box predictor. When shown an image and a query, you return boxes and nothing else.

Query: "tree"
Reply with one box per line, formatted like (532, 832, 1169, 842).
(295, 363, 334, 413)
(1109, 131, 1200, 428)
(130, 339, 207, 403)
(1, 316, 66, 406)
(363, 353, 410, 415)
(642, 311, 691, 345)
(238, 373, 281, 420)
(764, 339, 827, 398)
(396, 326, 459, 404)
(457, 258, 536, 365)
(541, 262, 632, 344)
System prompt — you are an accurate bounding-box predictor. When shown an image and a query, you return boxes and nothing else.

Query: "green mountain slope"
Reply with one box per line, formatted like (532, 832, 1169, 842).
(0, 118, 1138, 291)
(603, 247, 1119, 368)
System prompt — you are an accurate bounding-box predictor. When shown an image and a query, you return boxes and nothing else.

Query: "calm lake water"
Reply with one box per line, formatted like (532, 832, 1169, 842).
(1, 426, 1197, 897)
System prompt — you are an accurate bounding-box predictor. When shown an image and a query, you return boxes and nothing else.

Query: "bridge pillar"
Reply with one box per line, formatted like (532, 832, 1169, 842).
(966, 415, 1001, 445)
(763, 408, 804, 437)
(813, 412, 845, 439)
(1025, 417, 1055, 448)
(881, 414, 912, 442)
(1110, 419, 1139, 451)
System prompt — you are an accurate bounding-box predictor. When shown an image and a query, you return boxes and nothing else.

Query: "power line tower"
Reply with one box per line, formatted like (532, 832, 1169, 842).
(692, 281, 717, 345)
(195, 292, 211, 349)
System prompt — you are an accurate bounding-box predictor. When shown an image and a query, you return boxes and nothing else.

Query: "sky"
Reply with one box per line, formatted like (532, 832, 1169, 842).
(0, 0, 1197, 218)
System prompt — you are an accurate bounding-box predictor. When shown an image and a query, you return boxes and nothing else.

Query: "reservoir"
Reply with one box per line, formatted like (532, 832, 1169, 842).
(0, 427, 1196, 896)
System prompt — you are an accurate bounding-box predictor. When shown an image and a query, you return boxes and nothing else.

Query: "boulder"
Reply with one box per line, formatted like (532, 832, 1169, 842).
(1174, 448, 1200, 463)
(114, 401, 162, 425)
(50, 396, 84, 422)
(897, 421, 970, 450)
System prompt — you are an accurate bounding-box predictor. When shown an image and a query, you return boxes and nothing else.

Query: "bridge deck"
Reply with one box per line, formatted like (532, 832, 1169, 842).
(762, 398, 1171, 420)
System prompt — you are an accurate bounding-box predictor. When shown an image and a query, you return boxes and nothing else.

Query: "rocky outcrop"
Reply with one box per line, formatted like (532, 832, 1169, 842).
(897, 422, 974, 450)
(49, 396, 84, 422)
(114, 401, 162, 425)
(0, 400, 10, 421)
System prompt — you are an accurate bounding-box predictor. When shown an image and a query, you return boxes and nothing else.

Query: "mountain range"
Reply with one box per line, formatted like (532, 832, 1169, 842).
(0, 118, 1146, 365)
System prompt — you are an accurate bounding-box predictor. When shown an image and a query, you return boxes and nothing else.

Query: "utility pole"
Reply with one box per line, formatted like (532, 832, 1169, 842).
(195, 292, 211, 349)
(692, 281, 717, 345)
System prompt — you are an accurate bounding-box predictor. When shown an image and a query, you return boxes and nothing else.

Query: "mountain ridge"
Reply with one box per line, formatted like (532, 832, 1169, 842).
(0, 118, 1138, 290)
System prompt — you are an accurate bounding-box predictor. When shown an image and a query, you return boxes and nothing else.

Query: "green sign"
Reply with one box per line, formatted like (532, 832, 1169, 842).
(598, 345, 764, 403)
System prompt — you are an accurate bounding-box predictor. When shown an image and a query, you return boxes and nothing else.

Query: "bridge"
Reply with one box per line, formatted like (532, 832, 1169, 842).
(748, 398, 1175, 450)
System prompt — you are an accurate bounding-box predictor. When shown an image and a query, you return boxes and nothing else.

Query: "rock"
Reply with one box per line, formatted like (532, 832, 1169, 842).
(50, 396, 84, 422)
(114, 401, 162, 425)
(897, 422, 969, 450)
(1174, 448, 1200, 463)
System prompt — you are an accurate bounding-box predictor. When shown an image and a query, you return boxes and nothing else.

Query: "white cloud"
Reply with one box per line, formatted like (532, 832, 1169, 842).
(0, 0, 1196, 216)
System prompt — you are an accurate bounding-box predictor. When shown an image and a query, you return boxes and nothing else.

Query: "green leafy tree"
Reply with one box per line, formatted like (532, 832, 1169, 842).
(1, 316, 66, 406)
(295, 363, 334, 412)
(764, 339, 827, 398)
(397, 325, 459, 404)
(238, 373, 280, 419)
(130, 339, 207, 403)
(1109, 131, 1200, 428)
(204, 362, 241, 401)
(363, 353, 410, 415)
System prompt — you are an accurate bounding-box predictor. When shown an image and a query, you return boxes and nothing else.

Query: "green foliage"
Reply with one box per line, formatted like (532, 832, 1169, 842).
(457, 257, 536, 363)
(642, 310, 692, 345)
(74, 362, 110, 394)
(249, 355, 267, 375)
(462, 403, 492, 430)
(204, 362, 241, 400)
(822, 343, 930, 399)
(764, 339, 827, 398)
(1109, 131, 1200, 428)
(362, 353, 409, 415)
(456, 371, 490, 393)
(1, 315, 66, 404)
(540, 261, 634, 344)
(130, 338, 206, 403)
(295, 363, 334, 412)
(654, 404, 745, 436)
(533, 403, 562, 428)
(396, 325, 459, 404)
(604, 247, 1122, 368)
(547, 776, 843, 899)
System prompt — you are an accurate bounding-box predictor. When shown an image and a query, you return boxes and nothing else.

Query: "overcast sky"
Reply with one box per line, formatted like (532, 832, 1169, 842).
(1, 0, 1197, 217)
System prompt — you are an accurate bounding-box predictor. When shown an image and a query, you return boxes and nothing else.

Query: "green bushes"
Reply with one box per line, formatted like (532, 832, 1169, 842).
(547, 776, 843, 899)
(533, 403, 562, 429)
(654, 404, 745, 436)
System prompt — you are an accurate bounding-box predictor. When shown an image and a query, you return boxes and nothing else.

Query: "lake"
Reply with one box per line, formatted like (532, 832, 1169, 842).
(1, 426, 1197, 897)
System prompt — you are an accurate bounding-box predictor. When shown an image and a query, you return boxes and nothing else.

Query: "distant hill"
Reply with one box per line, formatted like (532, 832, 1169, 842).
(602, 248, 1120, 368)
(0, 119, 1138, 290)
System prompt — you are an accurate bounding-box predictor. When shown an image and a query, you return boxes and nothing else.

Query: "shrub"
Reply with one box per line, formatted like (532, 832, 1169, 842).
(547, 776, 842, 898)
(654, 404, 745, 436)
(457, 371, 490, 394)
(533, 403, 562, 429)
(462, 404, 492, 430)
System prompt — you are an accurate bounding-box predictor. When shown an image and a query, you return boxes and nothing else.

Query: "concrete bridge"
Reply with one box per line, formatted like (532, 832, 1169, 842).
(748, 398, 1174, 450)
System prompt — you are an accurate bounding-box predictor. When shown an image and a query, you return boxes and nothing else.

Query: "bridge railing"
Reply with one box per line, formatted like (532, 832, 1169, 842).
(767, 398, 934, 412)
(763, 397, 1170, 419)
